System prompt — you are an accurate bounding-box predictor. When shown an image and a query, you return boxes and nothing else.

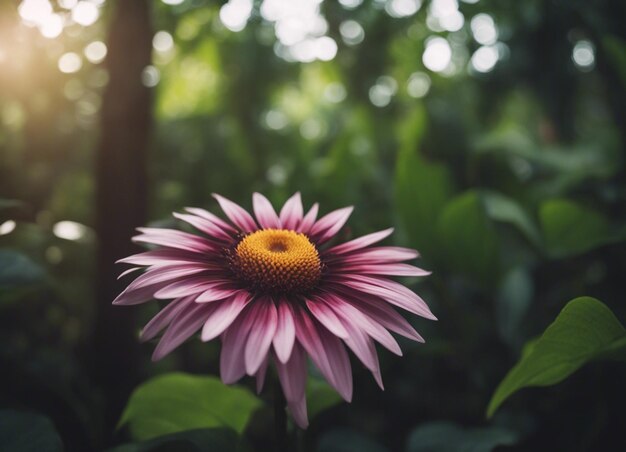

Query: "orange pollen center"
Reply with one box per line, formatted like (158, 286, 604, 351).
(234, 229, 322, 293)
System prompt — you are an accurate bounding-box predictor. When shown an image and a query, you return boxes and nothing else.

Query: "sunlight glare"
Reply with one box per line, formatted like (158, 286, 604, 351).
(340, 20, 365, 46)
(471, 45, 498, 72)
(422, 37, 452, 72)
(572, 40, 594, 71)
(385, 0, 421, 18)
(84, 41, 107, 63)
(53, 221, 87, 241)
(0, 220, 16, 236)
(18, 0, 53, 26)
(471, 13, 498, 45)
(153, 31, 174, 53)
(407, 72, 431, 98)
(58, 53, 83, 73)
(39, 13, 64, 39)
(219, 0, 253, 32)
(72, 1, 100, 27)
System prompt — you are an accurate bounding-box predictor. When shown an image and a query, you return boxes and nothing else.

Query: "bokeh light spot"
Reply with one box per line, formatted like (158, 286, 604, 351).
(84, 41, 107, 64)
(422, 37, 452, 72)
(53, 221, 87, 241)
(340, 20, 365, 46)
(153, 31, 174, 53)
(471, 45, 499, 73)
(572, 40, 595, 71)
(72, 1, 100, 27)
(0, 220, 16, 236)
(407, 72, 431, 98)
(58, 53, 83, 74)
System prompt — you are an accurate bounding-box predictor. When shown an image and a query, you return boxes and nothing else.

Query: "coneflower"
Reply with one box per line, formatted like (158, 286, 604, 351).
(114, 192, 435, 428)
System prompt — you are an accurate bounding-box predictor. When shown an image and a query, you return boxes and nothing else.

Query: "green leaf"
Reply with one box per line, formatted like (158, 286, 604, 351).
(317, 429, 389, 452)
(539, 199, 615, 258)
(119, 373, 262, 441)
(395, 105, 455, 260)
(0, 410, 63, 452)
(483, 191, 541, 247)
(108, 428, 244, 452)
(306, 378, 342, 420)
(0, 250, 46, 290)
(406, 421, 518, 452)
(487, 297, 626, 417)
(438, 191, 500, 285)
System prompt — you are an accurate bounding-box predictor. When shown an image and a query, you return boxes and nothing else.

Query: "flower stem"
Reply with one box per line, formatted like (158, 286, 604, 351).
(274, 378, 288, 452)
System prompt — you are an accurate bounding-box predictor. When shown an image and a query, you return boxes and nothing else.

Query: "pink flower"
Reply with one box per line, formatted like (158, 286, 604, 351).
(114, 193, 435, 428)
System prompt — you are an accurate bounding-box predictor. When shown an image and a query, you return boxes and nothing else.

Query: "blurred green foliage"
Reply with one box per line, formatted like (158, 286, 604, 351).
(1, 0, 626, 451)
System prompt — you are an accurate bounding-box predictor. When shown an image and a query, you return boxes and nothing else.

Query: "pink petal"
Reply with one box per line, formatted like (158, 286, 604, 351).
(279, 192, 303, 230)
(305, 297, 349, 338)
(185, 207, 238, 234)
(337, 289, 424, 342)
(310, 207, 354, 243)
(245, 301, 278, 375)
(323, 294, 402, 356)
(125, 265, 209, 292)
(332, 275, 436, 320)
(220, 314, 251, 384)
(196, 286, 242, 303)
(317, 327, 353, 401)
(140, 296, 195, 342)
(294, 306, 353, 401)
(173, 212, 233, 242)
(153, 277, 231, 299)
(276, 343, 307, 402)
(252, 193, 281, 229)
(117, 267, 142, 279)
(331, 246, 419, 264)
(133, 228, 218, 253)
(273, 300, 296, 363)
(201, 292, 251, 341)
(337, 263, 431, 277)
(255, 355, 269, 394)
(116, 249, 206, 267)
(212, 194, 258, 233)
(326, 228, 394, 255)
(152, 302, 216, 361)
(113, 271, 196, 305)
(340, 321, 383, 389)
(297, 203, 319, 234)
(287, 396, 309, 429)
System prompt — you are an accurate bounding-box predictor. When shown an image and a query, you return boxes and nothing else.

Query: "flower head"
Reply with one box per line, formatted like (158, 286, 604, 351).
(114, 193, 435, 428)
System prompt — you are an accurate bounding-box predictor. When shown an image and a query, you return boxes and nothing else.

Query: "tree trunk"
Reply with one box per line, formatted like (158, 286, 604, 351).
(93, 0, 152, 443)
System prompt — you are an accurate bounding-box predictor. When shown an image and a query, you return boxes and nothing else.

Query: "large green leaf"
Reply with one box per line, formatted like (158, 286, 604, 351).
(119, 373, 262, 441)
(395, 105, 455, 260)
(539, 199, 616, 258)
(487, 297, 626, 417)
(438, 191, 500, 285)
(0, 410, 63, 452)
(406, 421, 518, 452)
(108, 428, 245, 452)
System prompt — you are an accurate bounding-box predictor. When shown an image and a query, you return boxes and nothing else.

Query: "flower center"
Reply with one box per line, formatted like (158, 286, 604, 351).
(234, 229, 321, 293)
